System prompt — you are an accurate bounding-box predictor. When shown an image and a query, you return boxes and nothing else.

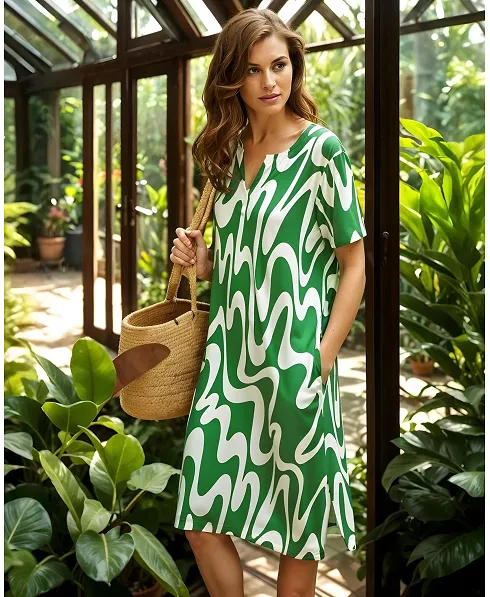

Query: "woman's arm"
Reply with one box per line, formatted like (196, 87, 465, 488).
(198, 248, 214, 281)
(319, 239, 366, 380)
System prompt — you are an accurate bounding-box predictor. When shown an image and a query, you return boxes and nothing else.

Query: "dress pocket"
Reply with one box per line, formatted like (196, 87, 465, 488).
(313, 344, 327, 393)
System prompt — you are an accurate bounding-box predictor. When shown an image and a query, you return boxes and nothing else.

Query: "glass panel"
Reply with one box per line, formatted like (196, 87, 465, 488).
(135, 74, 168, 309)
(131, 1, 162, 38)
(50, 0, 116, 59)
(4, 98, 17, 202)
(111, 83, 123, 335)
(277, 0, 307, 22)
(14, 0, 83, 63)
(322, 0, 365, 33)
(401, 0, 470, 21)
(400, 22, 484, 140)
(179, 0, 221, 36)
(296, 10, 348, 43)
(93, 84, 107, 330)
(5, 9, 71, 67)
(5, 61, 17, 81)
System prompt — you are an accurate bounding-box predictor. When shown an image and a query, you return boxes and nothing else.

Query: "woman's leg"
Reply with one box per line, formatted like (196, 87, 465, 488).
(277, 553, 319, 597)
(185, 530, 245, 597)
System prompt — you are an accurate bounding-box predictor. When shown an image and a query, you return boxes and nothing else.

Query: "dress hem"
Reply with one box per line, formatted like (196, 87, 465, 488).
(174, 521, 354, 561)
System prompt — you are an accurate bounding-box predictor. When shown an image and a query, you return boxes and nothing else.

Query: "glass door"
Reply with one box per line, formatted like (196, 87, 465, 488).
(82, 74, 123, 350)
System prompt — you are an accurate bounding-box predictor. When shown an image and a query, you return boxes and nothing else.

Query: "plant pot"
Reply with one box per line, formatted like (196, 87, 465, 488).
(64, 226, 83, 269)
(37, 236, 65, 262)
(409, 358, 434, 376)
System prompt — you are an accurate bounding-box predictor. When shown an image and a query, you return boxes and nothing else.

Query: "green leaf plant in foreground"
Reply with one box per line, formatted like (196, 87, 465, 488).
(4, 337, 188, 597)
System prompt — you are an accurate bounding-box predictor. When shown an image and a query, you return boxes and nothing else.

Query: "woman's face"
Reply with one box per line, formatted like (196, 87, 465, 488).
(238, 35, 293, 115)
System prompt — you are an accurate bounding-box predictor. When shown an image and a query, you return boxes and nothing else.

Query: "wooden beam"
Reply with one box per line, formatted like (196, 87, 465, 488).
(316, 3, 356, 39)
(34, 0, 92, 52)
(4, 0, 79, 65)
(4, 26, 52, 72)
(403, 0, 436, 23)
(137, 0, 180, 41)
(364, 0, 401, 595)
(203, 0, 230, 25)
(105, 82, 114, 343)
(75, 0, 117, 38)
(5, 47, 37, 77)
(117, 0, 130, 56)
(288, 0, 323, 30)
(221, 0, 246, 16)
(267, 0, 289, 13)
(21, 10, 485, 90)
(161, 0, 201, 39)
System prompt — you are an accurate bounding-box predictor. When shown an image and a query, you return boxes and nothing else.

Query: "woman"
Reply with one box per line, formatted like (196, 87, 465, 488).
(170, 8, 367, 597)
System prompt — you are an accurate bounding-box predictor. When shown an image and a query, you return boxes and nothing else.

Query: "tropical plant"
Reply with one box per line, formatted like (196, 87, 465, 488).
(399, 119, 484, 388)
(356, 383, 484, 596)
(4, 202, 39, 260)
(4, 338, 190, 597)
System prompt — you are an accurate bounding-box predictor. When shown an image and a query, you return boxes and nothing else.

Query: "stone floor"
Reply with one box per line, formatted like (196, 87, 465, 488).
(8, 266, 446, 596)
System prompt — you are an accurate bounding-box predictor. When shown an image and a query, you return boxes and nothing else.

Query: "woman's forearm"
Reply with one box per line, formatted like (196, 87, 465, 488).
(197, 249, 214, 281)
(320, 265, 366, 363)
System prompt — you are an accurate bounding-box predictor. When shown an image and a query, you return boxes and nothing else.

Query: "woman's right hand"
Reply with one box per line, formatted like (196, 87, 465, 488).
(170, 227, 209, 279)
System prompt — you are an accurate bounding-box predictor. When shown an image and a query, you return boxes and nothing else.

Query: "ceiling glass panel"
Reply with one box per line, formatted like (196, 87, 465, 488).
(296, 11, 347, 43)
(179, 0, 221, 36)
(50, 0, 116, 58)
(132, 1, 164, 38)
(5, 9, 70, 67)
(401, 0, 471, 21)
(13, 0, 83, 62)
(5, 61, 17, 81)
(91, 0, 118, 23)
(323, 0, 365, 33)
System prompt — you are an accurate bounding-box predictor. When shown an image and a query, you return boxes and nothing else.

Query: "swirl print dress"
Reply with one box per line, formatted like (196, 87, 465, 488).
(174, 121, 367, 560)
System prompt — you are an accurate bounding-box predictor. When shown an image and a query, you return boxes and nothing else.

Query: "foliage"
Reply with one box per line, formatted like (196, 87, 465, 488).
(356, 384, 484, 596)
(4, 202, 39, 260)
(399, 119, 484, 388)
(4, 338, 191, 597)
(38, 205, 71, 238)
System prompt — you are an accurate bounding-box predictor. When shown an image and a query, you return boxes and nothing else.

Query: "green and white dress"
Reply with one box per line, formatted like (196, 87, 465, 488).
(174, 122, 367, 560)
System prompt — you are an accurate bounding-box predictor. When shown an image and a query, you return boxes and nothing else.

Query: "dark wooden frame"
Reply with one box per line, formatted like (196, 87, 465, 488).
(6, 3, 485, 596)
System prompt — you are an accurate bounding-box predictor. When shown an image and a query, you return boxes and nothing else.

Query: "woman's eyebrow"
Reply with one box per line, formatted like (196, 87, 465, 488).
(248, 55, 288, 66)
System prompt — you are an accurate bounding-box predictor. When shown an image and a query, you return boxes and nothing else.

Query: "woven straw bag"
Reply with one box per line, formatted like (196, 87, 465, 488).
(112, 179, 216, 420)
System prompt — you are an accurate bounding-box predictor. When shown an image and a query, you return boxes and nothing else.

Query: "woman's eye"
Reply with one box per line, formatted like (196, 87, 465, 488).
(274, 62, 286, 70)
(248, 62, 286, 75)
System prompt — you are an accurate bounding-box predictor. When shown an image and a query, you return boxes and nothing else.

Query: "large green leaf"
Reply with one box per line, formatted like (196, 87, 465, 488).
(76, 530, 134, 584)
(4, 464, 28, 476)
(71, 338, 117, 405)
(21, 378, 49, 404)
(7, 551, 72, 597)
(92, 415, 124, 434)
(42, 400, 98, 433)
(5, 432, 33, 460)
(408, 527, 484, 579)
(105, 434, 145, 485)
(39, 450, 86, 530)
(4, 498, 52, 550)
(437, 415, 484, 436)
(31, 352, 78, 405)
(402, 488, 457, 521)
(130, 523, 189, 597)
(81, 499, 111, 534)
(89, 451, 115, 496)
(382, 453, 433, 493)
(127, 463, 180, 494)
(448, 472, 484, 498)
(4, 395, 48, 437)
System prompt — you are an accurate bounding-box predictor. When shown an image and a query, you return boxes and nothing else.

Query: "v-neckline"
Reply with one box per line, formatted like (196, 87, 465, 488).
(237, 122, 314, 193)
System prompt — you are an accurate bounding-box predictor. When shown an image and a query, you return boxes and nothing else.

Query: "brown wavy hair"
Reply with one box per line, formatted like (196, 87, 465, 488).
(192, 8, 328, 194)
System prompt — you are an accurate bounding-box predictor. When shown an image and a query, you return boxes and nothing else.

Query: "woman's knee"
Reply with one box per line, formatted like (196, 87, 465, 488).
(185, 529, 227, 550)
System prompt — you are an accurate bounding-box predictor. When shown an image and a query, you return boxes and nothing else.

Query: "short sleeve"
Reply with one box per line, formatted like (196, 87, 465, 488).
(315, 140, 367, 248)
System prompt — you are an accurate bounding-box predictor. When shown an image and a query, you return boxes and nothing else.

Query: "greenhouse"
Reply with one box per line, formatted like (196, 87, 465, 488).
(4, 1, 485, 597)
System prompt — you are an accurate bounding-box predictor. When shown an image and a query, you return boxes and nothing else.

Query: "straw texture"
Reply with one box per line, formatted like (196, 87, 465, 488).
(118, 180, 216, 420)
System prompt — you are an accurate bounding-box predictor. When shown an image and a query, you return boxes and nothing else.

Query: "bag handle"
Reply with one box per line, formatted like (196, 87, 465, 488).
(165, 179, 216, 313)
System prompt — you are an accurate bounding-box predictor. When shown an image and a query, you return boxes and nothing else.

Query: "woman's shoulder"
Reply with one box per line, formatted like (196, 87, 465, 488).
(307, 123, 347, 163)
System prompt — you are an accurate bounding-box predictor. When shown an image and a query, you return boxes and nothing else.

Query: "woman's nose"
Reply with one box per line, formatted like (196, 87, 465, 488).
(262, 70, 276, 89)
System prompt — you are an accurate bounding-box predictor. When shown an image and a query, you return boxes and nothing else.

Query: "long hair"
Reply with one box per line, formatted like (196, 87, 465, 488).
(192, 8, 327, 194)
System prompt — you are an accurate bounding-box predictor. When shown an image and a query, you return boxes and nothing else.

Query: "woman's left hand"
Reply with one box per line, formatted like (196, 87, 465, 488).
(320, 346, 334, 385)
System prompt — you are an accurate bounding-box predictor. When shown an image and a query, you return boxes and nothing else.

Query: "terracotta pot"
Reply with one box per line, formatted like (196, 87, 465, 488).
(133, 581, 166, 597)
(37, 236, 65, 262)
(409, 358, 434, 376)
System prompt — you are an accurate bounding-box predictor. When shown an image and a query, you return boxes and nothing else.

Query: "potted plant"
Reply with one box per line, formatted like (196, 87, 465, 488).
(36, 204, 71, 262)
(4, 338, 191, 597)
(356, 384, 485, 596)
(408, 345, 434, 376)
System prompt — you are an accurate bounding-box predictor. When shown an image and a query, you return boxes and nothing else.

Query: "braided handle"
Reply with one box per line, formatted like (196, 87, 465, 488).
(165, 179, 216, 311)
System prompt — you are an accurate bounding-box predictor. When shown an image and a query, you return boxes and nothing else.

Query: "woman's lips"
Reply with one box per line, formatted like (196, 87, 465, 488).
(259, 94, 280, 104)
